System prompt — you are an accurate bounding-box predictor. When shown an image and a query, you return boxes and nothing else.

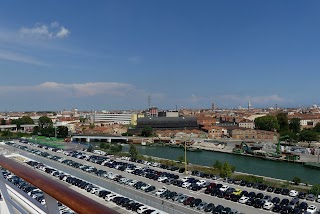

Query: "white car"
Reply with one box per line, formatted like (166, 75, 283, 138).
(219, 185, 229, 192)
(141, 184, 151, 191)
(238, 196, 249, 204)
(105, 193, 118, 202)
(182, 182, 192, 188)
(108, 173, 118, 180)
(155, 187, 167, 196)
(196, 180, 207, 187)
(263, 201, 274, 210)
(158, 176, 168, 182)
(90, 187, 100, 194)
(181, 177, 190, 182)
(289, 190, 298, 197)
(128, 180, 138, 186)
(119, 178, 129, 184)
(317, 195, 320, 203)
(152, 162, 160, 167)
(306, 205, 317, 214)
(137, 205, 150, 214)
(125, 168, 135, 173)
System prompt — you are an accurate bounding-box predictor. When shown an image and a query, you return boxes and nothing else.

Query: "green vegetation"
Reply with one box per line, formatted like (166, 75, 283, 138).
(299, 129, 319, 143)
(310, 184, 320, 196)
(38, 116, 53, 128)
(277, 113, 289, 132)
(212, 160, 236, 178)
(11, 116, 34, 129)
(232, 175, 263, 183)
(313, 123, 320, 132)
(128, 144, 139, 159)
(289, 118, 301, 133)
(292, 176, 302, 185)
(99, 143, 122, 154)
(0, 131, 32, 139)
(254, 115, 279, 131)
(87, 143, 94, 152)
(141, 126, 153, 137)
(31, 116, 68, 138)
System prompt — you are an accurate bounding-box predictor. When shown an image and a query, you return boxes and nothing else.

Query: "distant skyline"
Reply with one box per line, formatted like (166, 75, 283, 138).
(1, 1, 320, 111)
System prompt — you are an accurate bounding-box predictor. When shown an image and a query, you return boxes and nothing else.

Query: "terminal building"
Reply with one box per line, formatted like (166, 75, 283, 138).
(91, 112, 134, 125)
(128, 116, 199, 135)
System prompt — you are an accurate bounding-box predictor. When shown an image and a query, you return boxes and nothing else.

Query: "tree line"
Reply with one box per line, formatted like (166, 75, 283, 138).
(254, 113, 320, 142)
(1, 116, 69, 138)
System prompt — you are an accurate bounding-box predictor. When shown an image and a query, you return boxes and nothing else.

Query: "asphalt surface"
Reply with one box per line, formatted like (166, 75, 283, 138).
(3, 141, 320, 214)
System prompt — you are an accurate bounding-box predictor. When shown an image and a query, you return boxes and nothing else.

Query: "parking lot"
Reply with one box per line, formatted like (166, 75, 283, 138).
(3, 140, 320, 214)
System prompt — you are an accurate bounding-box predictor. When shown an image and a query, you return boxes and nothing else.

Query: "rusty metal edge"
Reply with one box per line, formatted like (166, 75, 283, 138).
(0, 155, 119, 214)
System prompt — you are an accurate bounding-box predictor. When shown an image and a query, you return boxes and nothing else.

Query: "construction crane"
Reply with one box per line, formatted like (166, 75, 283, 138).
(276, 135, 290, 154)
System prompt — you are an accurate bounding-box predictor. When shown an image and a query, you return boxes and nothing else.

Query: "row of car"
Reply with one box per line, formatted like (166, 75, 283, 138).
(11, 141, 245, 214)
(203, 182, 319, 214)
(1, 166, 74, 214)
(11, 140, 320, 214)
(25, 159, 166, 214)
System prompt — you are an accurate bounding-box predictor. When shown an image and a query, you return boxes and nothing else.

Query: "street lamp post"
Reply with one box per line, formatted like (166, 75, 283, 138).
(184, 128, 187, 175)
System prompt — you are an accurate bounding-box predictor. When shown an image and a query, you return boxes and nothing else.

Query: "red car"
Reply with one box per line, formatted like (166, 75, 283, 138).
(183, 197, 195, 205)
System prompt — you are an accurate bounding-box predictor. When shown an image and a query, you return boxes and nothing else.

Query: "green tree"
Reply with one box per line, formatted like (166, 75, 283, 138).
(41, 126, 55, 137)
(292, 177, 301, 185)
(87, 143, 94, 152)
(220, 162, 234, 178)
(289, 118, 301, 133)
(1, 120, 6, 125)
(313, 123, 320, 133)
(20, 116, 34, 124)
(213, 160, 223, 170)
(1, 130, 13, 137)
(141, 126, 153, 137)
(129, 144, 139, 159)
(310, 184, 320, 196)
(32, 126, 40, 135)
(299, 129, 318, 142)
(277, 113, 289, 132)
(11, 119, 23, 129)
(100, 143, 106, 149)
(57, 126, 69, 138)
(279, 131, 298, 142)
(110, 144, 122, 153)
(38, 116, 53, 128)
(254, 116, 280, 131)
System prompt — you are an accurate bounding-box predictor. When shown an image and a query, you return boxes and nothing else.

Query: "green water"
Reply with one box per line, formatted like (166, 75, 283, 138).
(122, 145, 320, 184)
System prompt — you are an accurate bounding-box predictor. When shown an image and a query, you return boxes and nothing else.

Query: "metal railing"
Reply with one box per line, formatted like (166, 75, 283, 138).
(0, 155, 118, 214)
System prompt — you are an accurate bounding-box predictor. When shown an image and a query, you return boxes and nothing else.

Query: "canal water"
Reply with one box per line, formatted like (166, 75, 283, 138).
(122, 145, 320, 184)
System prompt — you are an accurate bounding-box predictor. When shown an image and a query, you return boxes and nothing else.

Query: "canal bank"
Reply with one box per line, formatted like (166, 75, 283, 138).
(122, 144, 320, 184)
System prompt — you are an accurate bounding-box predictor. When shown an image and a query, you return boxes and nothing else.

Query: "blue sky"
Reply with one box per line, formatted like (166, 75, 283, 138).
(0, 1, 320, 111)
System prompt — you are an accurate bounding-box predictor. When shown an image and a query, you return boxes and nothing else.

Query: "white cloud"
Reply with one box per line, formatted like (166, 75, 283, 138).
(128, 56, 142, 64)
(56, 27, 70, 38)
(19, 22, 70, 39)
(0, 50, 47, 65)
(0, 82, 145, 98)
(0, 82, 165, 110)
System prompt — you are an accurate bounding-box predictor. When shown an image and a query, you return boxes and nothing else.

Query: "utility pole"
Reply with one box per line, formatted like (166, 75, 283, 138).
(184, 127, 187, 175)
